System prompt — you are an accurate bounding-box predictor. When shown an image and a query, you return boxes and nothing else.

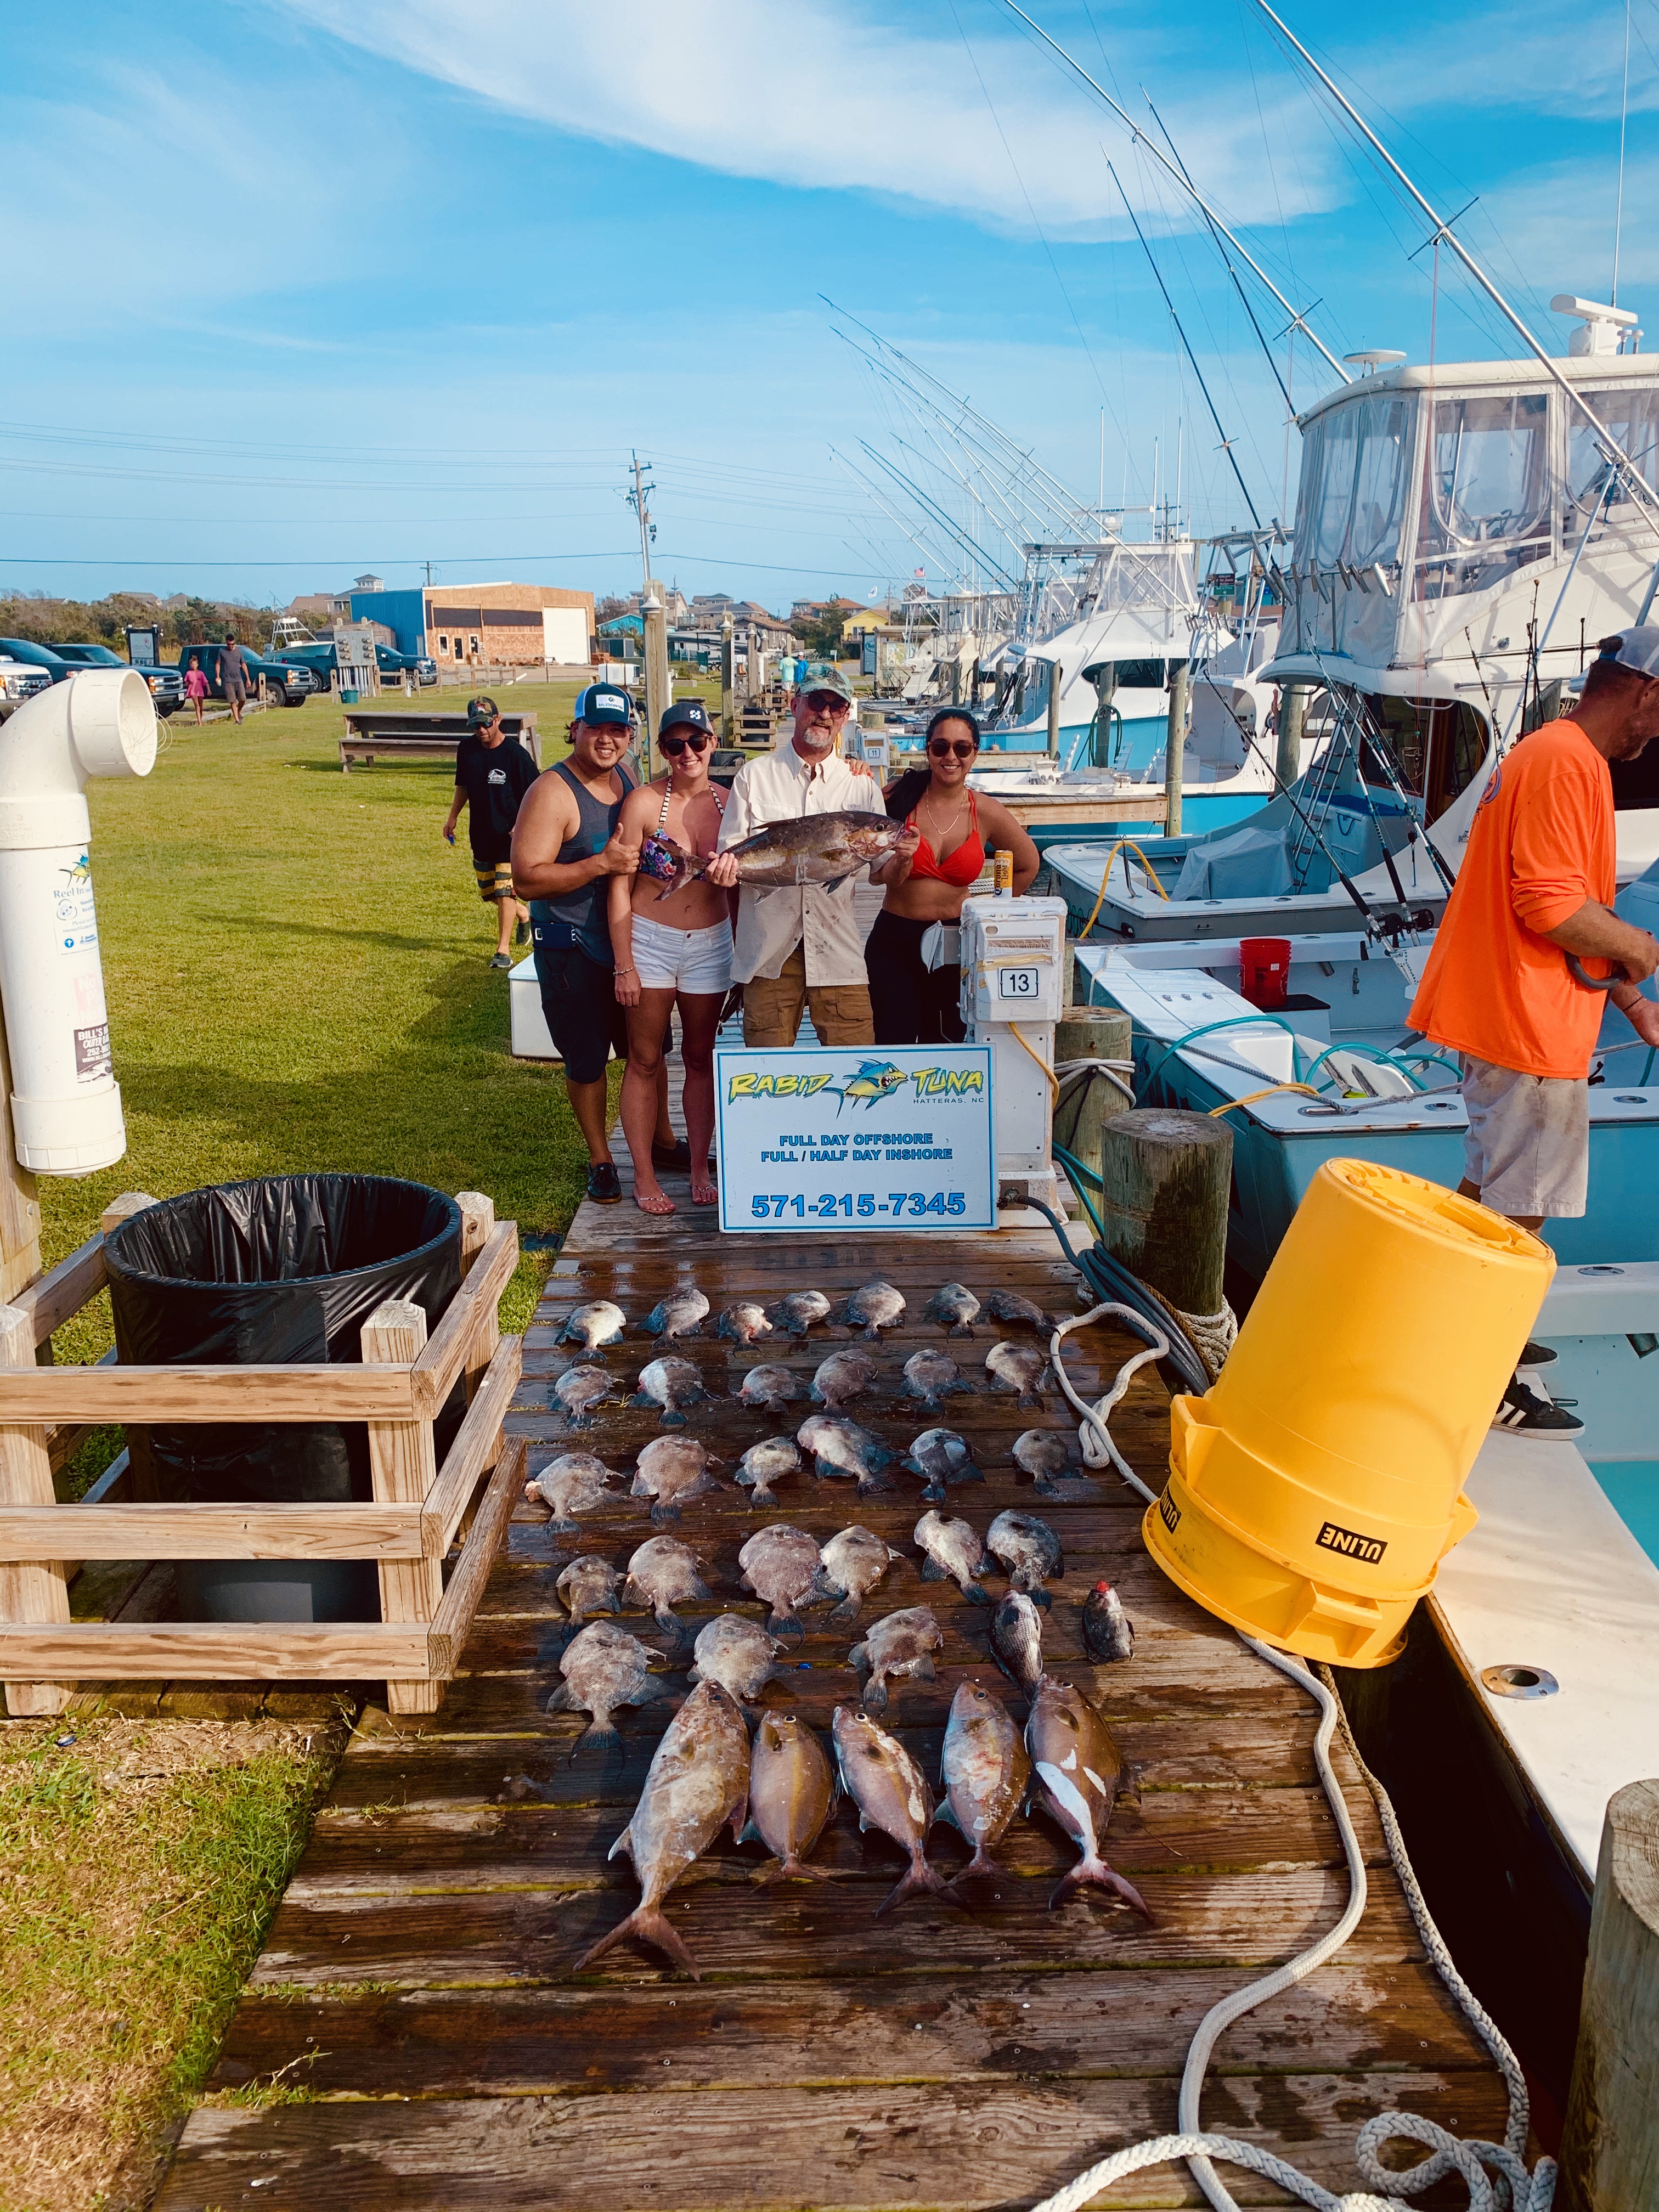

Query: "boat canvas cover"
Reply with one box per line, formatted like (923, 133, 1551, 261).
(1172, 821, 1295, 901)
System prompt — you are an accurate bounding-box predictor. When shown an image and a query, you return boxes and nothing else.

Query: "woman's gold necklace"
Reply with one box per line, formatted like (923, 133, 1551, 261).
(922, 789, 967, 849)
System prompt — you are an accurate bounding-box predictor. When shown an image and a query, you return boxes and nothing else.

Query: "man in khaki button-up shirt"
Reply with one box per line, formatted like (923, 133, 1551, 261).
(708, 674, 917, 1046)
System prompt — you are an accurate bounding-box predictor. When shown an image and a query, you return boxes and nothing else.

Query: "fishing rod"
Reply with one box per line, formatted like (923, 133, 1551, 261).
(1254, 0, 1659, 523)
(996, 0, 1351, 384)
(1301, 644, 1459, 896)
(1189, 665, 1407, 936)
(1107, 163, 1263, 530)
(1142, 92, 1296, 422)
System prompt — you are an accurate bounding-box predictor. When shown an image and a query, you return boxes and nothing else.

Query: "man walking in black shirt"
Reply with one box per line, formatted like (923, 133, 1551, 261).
(443, 695, 537, 968)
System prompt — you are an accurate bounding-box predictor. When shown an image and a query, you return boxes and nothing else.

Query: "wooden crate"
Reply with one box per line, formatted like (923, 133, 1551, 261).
(0, 1189, 523, 1720)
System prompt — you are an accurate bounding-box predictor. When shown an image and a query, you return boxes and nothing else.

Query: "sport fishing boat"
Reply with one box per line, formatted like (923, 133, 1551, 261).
(943, 531, 1307, 846)
(1047, 311, 1659, 941)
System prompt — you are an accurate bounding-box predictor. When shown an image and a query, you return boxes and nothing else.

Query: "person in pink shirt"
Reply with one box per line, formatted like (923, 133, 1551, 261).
(184, 656, 209, 725)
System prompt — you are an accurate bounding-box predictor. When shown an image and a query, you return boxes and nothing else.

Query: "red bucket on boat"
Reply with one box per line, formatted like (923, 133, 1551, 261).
(1239, 936, 1291, 1010)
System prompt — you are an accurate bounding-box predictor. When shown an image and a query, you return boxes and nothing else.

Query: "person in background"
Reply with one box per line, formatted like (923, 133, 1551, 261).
(1410, 629, 1659, 1434)
(709, 669, 917, 1046)
(511, 685, 676, 1204)
(610, 698, 733, 1214)
(443, 695, 535, 969)
(184, 655, 208, 726)
(870, 707, 1040, 1044)
(219, 633, 250, 725)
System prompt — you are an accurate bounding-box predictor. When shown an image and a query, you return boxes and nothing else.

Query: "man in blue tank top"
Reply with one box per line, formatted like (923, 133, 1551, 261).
(512, 685, 656, 1203)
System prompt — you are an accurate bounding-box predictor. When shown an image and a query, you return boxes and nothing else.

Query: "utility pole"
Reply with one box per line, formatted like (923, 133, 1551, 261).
(720, 612, 736, 741)
(628, 451, 656, 592)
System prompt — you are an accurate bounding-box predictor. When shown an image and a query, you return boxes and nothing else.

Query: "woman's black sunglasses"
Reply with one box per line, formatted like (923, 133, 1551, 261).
(661, 731, 712, 754)
(927, 738, 978, 759)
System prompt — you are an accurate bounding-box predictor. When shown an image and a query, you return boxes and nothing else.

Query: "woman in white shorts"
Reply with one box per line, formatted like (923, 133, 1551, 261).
(609, 699, 735, 1214)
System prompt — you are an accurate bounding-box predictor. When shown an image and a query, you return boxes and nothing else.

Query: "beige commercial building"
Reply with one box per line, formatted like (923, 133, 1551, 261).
(424, 583, 594, 669)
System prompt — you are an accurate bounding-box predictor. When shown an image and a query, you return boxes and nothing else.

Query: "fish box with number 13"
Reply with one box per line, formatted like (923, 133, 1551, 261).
(958, 894, 1068, 1214)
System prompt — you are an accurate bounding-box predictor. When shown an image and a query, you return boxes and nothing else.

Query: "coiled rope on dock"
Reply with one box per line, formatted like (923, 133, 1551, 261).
(1034, 1294, 1557, 2212)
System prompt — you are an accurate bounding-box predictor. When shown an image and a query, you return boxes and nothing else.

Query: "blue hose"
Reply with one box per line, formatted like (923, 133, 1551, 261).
(1030, 1171, 1212, 1399)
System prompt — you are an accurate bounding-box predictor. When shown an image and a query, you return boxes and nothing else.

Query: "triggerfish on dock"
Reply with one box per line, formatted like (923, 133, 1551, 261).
(574, 1679, 751, 1979)
(743, 1713, 837, 1881)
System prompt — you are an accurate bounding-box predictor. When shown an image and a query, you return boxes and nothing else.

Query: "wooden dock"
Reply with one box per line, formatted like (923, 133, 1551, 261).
(158, 1161, 1504, 2209)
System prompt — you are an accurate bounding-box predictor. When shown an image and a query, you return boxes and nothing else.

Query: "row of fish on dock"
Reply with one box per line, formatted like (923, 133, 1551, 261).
(572, 1673, 1152, 1979)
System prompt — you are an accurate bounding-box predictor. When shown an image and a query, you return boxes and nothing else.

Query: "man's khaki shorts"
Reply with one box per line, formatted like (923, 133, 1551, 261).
(742, 941, 873, 1048)
(1460, 1054, 1589, 1218)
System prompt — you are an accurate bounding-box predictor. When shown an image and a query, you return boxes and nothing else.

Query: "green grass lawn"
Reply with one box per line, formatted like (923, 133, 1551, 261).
(46, 678, 645, 1471)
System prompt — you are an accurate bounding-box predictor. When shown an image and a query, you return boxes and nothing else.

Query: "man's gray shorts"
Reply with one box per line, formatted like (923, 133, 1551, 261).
(1460, 1054, 1588, 1218)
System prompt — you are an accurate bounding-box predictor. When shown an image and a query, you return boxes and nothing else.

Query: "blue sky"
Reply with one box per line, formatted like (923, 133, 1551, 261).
(4, 0, 1655, 614)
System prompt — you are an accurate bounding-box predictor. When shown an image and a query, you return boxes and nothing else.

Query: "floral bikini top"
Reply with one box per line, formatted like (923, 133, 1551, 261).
(638, 778, 726, 884)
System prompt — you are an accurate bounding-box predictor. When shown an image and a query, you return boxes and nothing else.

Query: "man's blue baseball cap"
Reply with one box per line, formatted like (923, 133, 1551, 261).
(573, 682, 635, 727)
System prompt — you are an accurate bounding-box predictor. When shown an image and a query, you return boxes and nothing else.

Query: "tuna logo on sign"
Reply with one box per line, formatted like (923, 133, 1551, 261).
(1314, 1520, 1387, 1565)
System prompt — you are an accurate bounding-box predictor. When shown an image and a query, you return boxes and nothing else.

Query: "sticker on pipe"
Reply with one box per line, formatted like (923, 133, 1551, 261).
(54, 852, 98, 957)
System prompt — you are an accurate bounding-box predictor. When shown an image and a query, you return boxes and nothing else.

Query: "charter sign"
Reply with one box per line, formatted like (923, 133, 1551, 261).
(713, 1046, 995, 1235)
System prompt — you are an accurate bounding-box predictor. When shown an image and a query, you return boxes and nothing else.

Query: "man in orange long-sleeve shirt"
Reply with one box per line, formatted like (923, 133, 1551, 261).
(1412, 629, 1659, 1433)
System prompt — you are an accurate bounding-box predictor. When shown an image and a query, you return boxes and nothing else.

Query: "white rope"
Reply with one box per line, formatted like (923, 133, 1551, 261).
(1054, 1056, 1137, 1105)
(1040, 1311, 1558, 2212)
(1173, 1297, 1238, 1376)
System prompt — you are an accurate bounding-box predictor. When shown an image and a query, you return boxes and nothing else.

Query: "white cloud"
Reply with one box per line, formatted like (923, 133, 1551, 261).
(269, 0, 1336, 236)
(0, 60, 402, 326)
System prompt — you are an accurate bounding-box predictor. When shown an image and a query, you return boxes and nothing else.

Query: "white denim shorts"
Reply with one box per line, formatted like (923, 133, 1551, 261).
(631, 913, 733, 996)
(1460, 1054, 1589, 1218)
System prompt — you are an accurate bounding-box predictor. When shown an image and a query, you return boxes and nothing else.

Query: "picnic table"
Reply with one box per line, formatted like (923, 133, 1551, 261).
(339, 709, 540, 773)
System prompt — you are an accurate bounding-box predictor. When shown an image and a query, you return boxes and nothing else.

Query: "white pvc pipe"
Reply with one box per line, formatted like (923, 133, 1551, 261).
(0, 668, 156, 1174)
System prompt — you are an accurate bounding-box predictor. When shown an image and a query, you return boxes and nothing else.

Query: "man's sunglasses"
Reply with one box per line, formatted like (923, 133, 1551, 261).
(927, 738, 978, 759)
(805, 692, 850, 714)
(661, 730, 712, 754)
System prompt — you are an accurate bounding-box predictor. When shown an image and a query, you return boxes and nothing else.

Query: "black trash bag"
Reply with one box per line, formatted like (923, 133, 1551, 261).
(104, 1175, 465, 1623)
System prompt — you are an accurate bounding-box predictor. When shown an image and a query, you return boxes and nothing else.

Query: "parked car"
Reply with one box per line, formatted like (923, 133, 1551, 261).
(377, 644, 438, 685)
(50, 640, 185, 716)
(176, 642, 318, 707)
(0, 636, 74, 685)
(0, 655, 53, 721)
(278, 640, 437, 691)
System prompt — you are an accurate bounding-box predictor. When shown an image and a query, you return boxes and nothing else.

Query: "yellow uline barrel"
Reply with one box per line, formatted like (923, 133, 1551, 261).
(1144, 1158, 1554, 1667)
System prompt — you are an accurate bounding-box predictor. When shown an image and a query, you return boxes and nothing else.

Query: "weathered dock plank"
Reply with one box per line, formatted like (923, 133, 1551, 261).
(159, 1162, 1504, 2210)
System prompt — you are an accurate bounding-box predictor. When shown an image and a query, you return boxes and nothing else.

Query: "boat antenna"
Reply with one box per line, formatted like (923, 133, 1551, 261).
(1107, 162, 1263, 529)
(1614, 0, 1631, 307)
(1142, 90, 1296, 420)
(1253, 0, 1659, 518)
(996, 0, 1351, 383)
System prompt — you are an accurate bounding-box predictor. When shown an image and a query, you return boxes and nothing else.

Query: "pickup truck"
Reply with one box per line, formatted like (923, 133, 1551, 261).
(0, 654, 53, 720)
(177, 643, 318, 707)
(50, 640, 186, 715)
(278, 640, 437, 690)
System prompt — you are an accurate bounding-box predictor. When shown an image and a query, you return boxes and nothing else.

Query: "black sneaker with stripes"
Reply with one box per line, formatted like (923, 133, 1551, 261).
(1492, 1375, 1583, 1437)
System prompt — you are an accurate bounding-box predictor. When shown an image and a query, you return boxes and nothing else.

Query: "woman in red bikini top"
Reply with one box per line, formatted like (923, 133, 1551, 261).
(867, 707, 1040, 1046)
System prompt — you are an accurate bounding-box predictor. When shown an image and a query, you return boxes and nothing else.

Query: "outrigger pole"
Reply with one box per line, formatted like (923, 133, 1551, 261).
(996, 1, 1352, 385)
(1254, 0, 1659, 521)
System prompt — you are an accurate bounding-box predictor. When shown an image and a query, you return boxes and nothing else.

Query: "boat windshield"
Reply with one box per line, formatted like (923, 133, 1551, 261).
(1417, 392, 1551, 600)
(1566, 385, 1659, 524)
(1298, 393, 1415, 571)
